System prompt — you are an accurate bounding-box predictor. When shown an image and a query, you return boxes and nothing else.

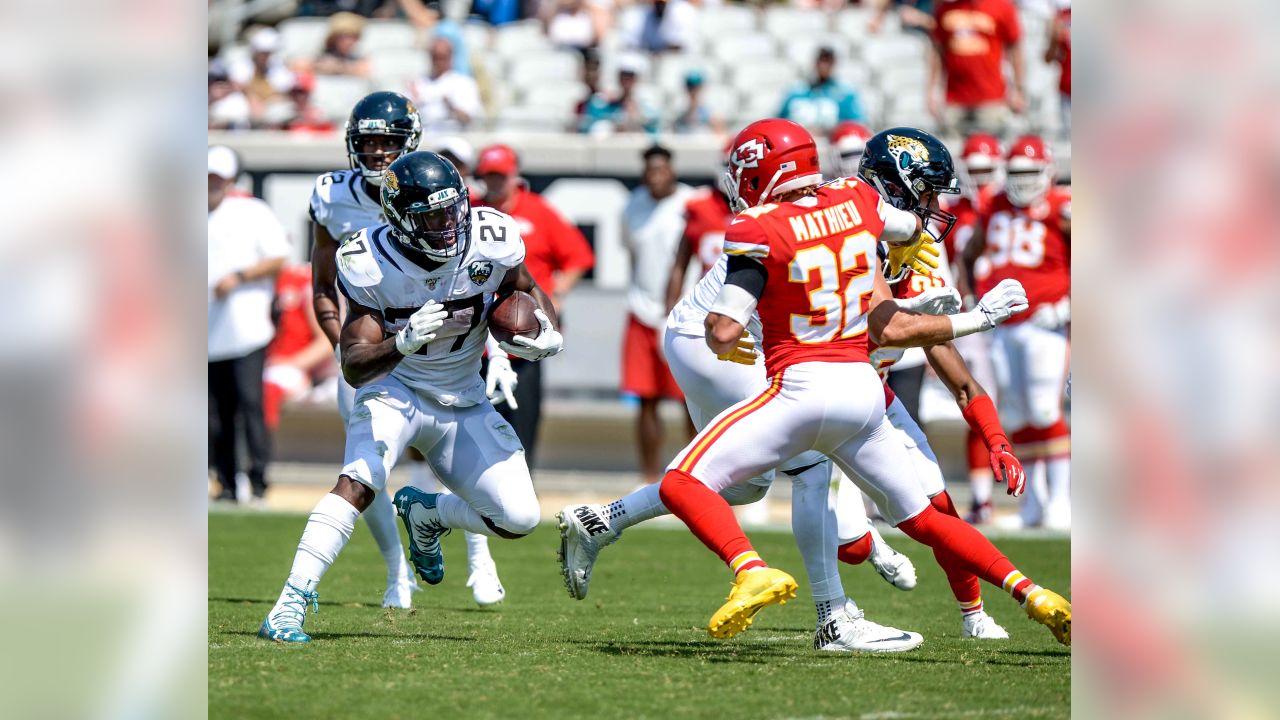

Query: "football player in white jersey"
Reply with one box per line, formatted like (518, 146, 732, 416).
(260, 152, 563, 643)
(310, 92, 508, 609)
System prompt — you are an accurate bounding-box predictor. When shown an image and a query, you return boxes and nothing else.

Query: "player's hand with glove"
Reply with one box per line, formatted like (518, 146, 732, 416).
(897, 286, 962, 316)
(485, 353, 520, 408)
(949, 279, 1029, 338)
(499, 309, 564, 361)
(990, 444, 1026, 497)
(716, 330, 758, 365)
(1029, 297, 1070, 330)
(395, 300, 448, 355)
(887, 234, 942, 278)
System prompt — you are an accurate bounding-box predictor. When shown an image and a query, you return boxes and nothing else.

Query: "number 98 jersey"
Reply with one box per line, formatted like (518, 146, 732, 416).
(722, 178, 887, 377)
(973, 187, 1071, 324)
(336, 207, 525, 406)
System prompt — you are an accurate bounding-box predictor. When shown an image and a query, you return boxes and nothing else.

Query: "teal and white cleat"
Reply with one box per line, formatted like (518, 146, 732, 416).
(258, 582, 319, 643)
(393, 487, 449, 585)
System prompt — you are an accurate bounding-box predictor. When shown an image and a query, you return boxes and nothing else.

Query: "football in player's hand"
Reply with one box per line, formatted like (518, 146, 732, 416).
(488, 291, 541, 345)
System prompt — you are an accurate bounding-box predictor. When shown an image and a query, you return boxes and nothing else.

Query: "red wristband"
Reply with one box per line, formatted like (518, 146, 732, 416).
(962, 395, 1009, 450)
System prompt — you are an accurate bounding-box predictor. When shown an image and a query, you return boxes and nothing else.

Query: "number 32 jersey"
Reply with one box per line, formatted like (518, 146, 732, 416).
(722, 178, 887, 377)
(336, 207, 525, 406)
(973, 187, 1071, 324)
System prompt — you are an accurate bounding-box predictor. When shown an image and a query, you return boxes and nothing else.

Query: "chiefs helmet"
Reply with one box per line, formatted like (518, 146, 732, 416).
(1005, 135, 1055, 207)
(722, 118, 822, 212)
(859, 127, 960, 244)
(381, 151, 472, 263)
(829, 121, 874, 179)
(345, 91, 422, 187)
(960, 132, 1003, 191)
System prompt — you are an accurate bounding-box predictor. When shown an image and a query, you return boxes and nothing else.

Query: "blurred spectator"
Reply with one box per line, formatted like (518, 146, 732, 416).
(540, 0, 610, 55)
(663, 172, 733, 314)
(778, 46, 864, 134)
(299, 0, 397, 16)
(578, 54, 659, 134)
(672, 69, 725, 135)
(312, 12, 372, 78)
(572, 51, 603, 129)
(1044, 0, 1071, 135)
(928, 0, 1024, 138)
(620, 0, 697, 54)
(409, 37, 484, 132)
(263, 265, 335, 432)
(207, 146, 290, 504)
(432, 135, 481, 196)
(868, 0, 936, 34)
(209, 60, 250, 130)
(228, 27, 297, 128)
(474, 144, 595, 467)
(470, 0, 526, 26)
(620, 145, 694, 485)
(284, 71, 338, 133)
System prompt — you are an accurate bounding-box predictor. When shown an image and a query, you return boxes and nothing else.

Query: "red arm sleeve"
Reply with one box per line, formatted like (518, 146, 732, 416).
(962, 395, 1011, 450)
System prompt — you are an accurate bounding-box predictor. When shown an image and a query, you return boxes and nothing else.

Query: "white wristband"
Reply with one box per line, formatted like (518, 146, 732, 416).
(709, 283, 759, 327)
(949, 310, 989, 339)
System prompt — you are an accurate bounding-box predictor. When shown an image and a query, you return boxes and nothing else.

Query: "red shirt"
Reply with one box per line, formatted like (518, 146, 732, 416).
(933, 0, 1021, 106)
(1053, 7, 1072, 96)
(973, 186, 1071, 323)
(478, 189, 594, 293)
(267, 266, 317, 360)
(723, 178, 885, 377)
(683, 188, 733, 275)
(941, 185, 998, 261)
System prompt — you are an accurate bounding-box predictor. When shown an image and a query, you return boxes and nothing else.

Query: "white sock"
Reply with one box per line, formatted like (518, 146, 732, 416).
(436, 493, 495, 535)
(970, 469, 994, 505)
(363, 489, 409, 584)
(1046, 456, 1070, 507)
(605, 482, 668, 532)
(465, 531, 493, 569)
(788, 460, 845, 605)
(284, 493, 359, 590)
(408, 459, 445, 493)
(1020, 459, 1049, 527)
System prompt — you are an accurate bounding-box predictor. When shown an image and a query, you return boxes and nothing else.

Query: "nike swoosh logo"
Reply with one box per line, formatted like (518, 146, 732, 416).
(868, 633, 914, 643)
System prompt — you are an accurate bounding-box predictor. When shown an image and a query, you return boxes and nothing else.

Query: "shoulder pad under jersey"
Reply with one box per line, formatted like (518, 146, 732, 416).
(335, 226, 385, 289)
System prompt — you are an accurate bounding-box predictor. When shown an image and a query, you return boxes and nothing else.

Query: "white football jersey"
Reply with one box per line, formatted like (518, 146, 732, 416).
(336, 206, 526, 406)
(310, 169, 386, 243)
(665, 253, 763, 342)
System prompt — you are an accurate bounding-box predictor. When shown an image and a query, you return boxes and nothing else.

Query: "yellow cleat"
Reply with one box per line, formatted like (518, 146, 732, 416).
(1023, 587, 1071, 646)
(708, 567, 798, 639)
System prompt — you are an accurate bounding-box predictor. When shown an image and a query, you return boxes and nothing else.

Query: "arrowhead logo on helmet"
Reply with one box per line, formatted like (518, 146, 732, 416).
(732, 138, 767, 169)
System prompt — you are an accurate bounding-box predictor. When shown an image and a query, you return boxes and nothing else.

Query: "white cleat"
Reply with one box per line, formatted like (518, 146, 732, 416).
(382, 574, 421, 609)
(961, 610, 1010, 639)
(557, 504, 620, 600)
(815, 603, 924, 653)
(467, 560, 506, 607)
(867, 526, 917, 591)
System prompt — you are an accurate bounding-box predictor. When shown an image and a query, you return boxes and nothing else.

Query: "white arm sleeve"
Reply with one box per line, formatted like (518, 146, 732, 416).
(708, 283, 758, 328)
(881, 205, 920, 245)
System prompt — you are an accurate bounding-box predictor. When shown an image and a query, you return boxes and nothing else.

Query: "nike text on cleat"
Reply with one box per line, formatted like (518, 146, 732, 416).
(708, 567, 798, 639)
(467, 560, 506, 607)
(1023, 587, 1071, 646)
(556, 504, 620, 600)
(393, 487, 449, 585)
(814, 605, 924, 653)
(382, 575, 421, 609)
(961, 610, 1010, 639)
(869, 544, 917, 591)
(258, 583, 319, 643)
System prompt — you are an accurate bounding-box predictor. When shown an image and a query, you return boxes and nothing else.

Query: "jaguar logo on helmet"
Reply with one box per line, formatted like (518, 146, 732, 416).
(886, 134, 930, 167)
(732, 138, 767, 169)
(383, 169, 400, 198)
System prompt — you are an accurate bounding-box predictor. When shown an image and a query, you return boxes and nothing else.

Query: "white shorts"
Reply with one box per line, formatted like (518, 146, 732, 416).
(990, 321, 1070, 430)
(340, 375, 539, 535)
(885, 396, 946, 498)
(663, 330, 825, 485)
(668, 361, 931, 526)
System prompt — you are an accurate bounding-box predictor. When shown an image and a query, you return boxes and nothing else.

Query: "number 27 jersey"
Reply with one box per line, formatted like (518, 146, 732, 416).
(723, 178, 886, 377)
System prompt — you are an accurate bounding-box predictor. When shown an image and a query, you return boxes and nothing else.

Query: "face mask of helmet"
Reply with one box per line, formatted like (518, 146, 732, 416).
(390, 196, 472, 260)
(1005, 168, 1051, 207)
(348, 133, 411, 187)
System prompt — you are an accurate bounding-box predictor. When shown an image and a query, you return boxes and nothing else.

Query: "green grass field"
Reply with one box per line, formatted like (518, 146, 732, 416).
(210, 511, 1070, 719)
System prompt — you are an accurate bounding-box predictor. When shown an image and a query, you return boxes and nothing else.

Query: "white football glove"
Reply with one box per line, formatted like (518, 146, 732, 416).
(485, 354, 520, 408)
(897, 286, 962, 316)
(395, 300, 448, 355)
(1029, 297, 1070, 330)
(976, 279, 1031, 328)
(498, 309, 564, 361)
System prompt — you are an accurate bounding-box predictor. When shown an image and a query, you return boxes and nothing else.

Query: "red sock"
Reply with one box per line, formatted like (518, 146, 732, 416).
(263, 382, 285, 432)
(659, 469, 765, 574)
(837, 533, 873, 565)
(928, 492, 982, 609)
(897, 505, 1034, 602)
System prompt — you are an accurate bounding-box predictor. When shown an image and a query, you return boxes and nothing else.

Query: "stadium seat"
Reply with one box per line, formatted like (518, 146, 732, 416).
(362, 20, 418, 51)
(494, 105, 569, 132)
(708, 33, 777, 65)
(653, 55, 723, 95)
(835, 61, 872, 90)
(739, 88, 785, 125)
(461, 22, 493, 54)
(728, 58, 803, 97)
(310, 75, 375, 121)
(698, 4, 758, 37)
(508, 50, 582, 88)
(518, 81, 584, 111)
(370, 49, 428, 92)
(877, 64, 928, 94)
(836, 6, 896, 37)
(493, 20, 553, 58)
(782, 35, 854, 70)
(278, 17, 329, 62)
(694, 85, 741, 120)
(762, 7, 832, 41)
(861, 35, 927, 70)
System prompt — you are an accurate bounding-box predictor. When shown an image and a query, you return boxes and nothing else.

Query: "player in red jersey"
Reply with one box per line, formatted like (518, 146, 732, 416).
(964, 135, 1071, 528)
(263, 265, 334, 431)
(663, 184, 733, 313)
(828, 120, 874, 179)
(657, 120, 1071, 646)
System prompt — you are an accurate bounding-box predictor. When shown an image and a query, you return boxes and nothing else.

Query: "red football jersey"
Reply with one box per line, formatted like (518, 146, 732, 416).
(1053, 7, 1072, 96)
(973, 186, 1071, 323)
(871, 269, 948, 406)
(941, 186, 997, 262)
(268, 265, 317, 360)
(932, 0, 1022, 106)
(723, 178, 885, 377)
(683, 188, 733, 275)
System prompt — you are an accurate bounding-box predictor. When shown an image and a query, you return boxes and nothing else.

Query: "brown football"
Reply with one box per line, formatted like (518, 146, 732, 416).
(488, 290, 541, 345)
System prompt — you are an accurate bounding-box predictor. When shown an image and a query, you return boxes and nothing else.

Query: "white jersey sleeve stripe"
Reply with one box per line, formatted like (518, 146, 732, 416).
(723, 240, 769, 258)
